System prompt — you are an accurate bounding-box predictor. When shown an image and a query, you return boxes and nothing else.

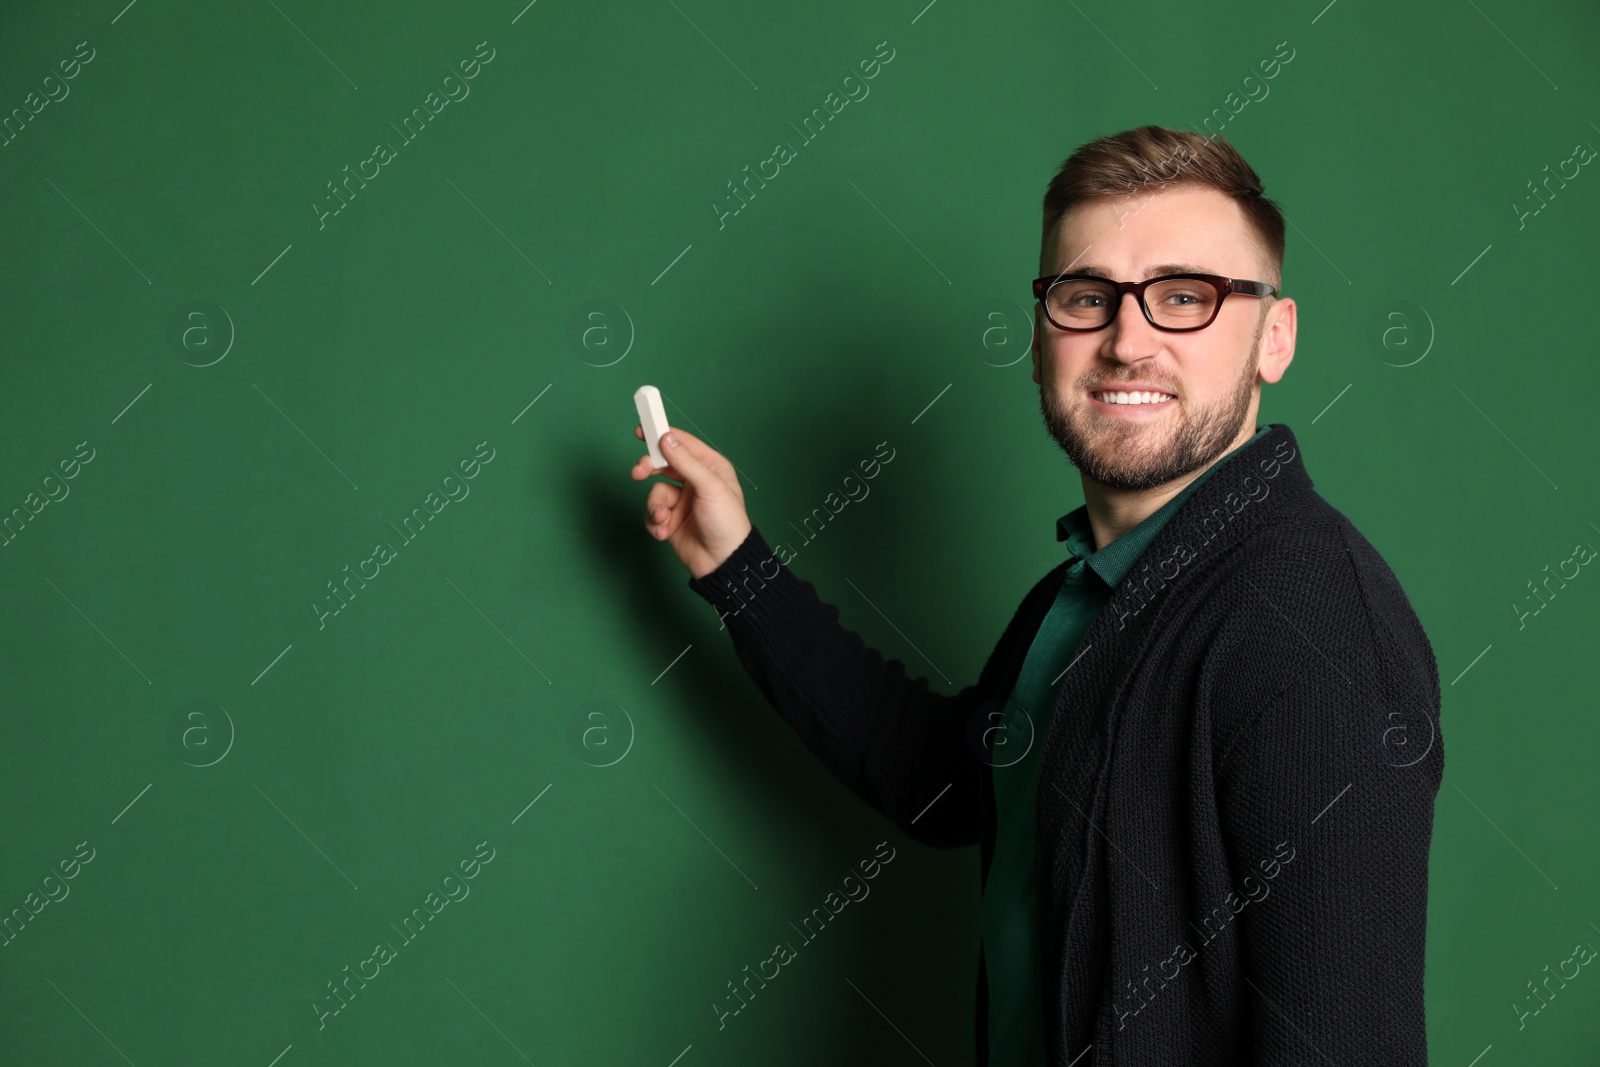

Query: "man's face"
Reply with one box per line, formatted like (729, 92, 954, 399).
(1030, 184, 1294, 492)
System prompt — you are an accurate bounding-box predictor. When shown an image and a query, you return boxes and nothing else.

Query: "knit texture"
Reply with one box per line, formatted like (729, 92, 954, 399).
(687, 423, 1443, 1066)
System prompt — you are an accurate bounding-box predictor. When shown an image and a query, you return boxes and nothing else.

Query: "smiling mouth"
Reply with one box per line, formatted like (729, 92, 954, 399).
(1088, 389, 1176, 407)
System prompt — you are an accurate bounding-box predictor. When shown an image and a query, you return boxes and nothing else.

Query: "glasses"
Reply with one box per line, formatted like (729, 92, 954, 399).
(1031, 272, 1277, 332)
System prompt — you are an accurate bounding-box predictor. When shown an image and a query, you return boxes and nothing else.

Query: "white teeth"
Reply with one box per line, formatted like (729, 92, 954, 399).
(1094, 390, 1173, 405)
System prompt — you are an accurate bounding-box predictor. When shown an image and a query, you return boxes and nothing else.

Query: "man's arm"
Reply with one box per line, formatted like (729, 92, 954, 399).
(631, 425, 1058, 850)
(688, 524, 1060, 849)
(1213, 657, 1443, 1065)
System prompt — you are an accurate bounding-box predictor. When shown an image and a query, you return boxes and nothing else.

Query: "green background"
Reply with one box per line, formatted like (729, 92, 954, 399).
(2, 0, 1597, 1062)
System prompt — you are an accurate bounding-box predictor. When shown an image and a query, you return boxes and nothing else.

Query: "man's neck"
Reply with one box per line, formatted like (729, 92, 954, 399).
(1080, 423, 1259, 552)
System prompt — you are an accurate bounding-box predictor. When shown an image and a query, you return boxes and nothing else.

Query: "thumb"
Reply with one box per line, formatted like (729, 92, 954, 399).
(661, 432, 715, 491)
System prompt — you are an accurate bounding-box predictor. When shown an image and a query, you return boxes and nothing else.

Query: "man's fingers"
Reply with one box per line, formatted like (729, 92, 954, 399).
(646, 482, 681, 516)
(632, 445, 686, 480)
(645, 483, 687, 540)
(637, 424, 723, 480)
(658, 429, 718, 490)
(633, 424, 702, 484)
(657, 426, 707, 455)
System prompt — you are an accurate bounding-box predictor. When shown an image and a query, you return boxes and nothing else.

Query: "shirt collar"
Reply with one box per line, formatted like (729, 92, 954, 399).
(1055, 505, 1148, 588)
(1055, 425, 1269, 588)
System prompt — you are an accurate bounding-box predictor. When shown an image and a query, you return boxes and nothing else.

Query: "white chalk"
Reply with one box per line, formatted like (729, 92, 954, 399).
(634, 385, 670, 469)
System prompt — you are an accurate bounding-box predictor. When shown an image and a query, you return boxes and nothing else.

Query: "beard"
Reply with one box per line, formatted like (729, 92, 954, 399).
(1038, 310, 1265, 492)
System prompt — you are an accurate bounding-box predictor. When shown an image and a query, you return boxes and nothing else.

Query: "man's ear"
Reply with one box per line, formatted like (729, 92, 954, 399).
(1257, 297, 1296, 386)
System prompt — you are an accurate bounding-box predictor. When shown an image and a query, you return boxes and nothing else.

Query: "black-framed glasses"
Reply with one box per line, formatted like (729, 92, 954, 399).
(1031, 272, 1277, 332)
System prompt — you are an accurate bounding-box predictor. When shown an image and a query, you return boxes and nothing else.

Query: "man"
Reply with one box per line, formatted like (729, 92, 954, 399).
(630, 125, 1442, 1066)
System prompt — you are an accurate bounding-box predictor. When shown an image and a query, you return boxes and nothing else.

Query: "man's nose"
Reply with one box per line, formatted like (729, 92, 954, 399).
(1114, 291, 1148, 330)
(1106, 290, 1160, 341)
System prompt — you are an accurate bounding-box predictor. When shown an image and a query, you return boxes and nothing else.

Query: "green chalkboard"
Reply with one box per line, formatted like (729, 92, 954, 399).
(2, 0, 1598, 1063)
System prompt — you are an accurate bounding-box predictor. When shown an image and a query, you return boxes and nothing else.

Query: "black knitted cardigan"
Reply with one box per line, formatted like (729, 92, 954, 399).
(687, 422, 1443, 1066)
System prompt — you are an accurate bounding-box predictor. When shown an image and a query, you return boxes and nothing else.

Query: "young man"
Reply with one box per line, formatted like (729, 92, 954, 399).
(630, 126, 1442, 1066)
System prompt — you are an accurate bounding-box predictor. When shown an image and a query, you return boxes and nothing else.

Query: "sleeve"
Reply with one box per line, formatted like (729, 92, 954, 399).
(1213, 655, 1443, 1066)
(686, 525, 1056, 849)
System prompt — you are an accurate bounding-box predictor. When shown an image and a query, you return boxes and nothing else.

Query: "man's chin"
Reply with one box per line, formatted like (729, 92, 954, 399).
(1076, 409, 1170, 450)
(1060, 421, 1205, 491)
(1079, 454, 1177, 491)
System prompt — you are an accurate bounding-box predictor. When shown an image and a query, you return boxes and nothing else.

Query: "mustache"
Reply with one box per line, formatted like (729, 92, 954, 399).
(1083, 379, 1180, 395)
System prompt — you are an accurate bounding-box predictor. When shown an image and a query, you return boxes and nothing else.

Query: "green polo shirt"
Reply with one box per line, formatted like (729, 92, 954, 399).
(984, 425, 1269, 1065)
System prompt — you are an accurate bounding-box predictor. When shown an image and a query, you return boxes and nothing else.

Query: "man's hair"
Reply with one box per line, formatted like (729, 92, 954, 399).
(1040, 125, 1285, 288)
